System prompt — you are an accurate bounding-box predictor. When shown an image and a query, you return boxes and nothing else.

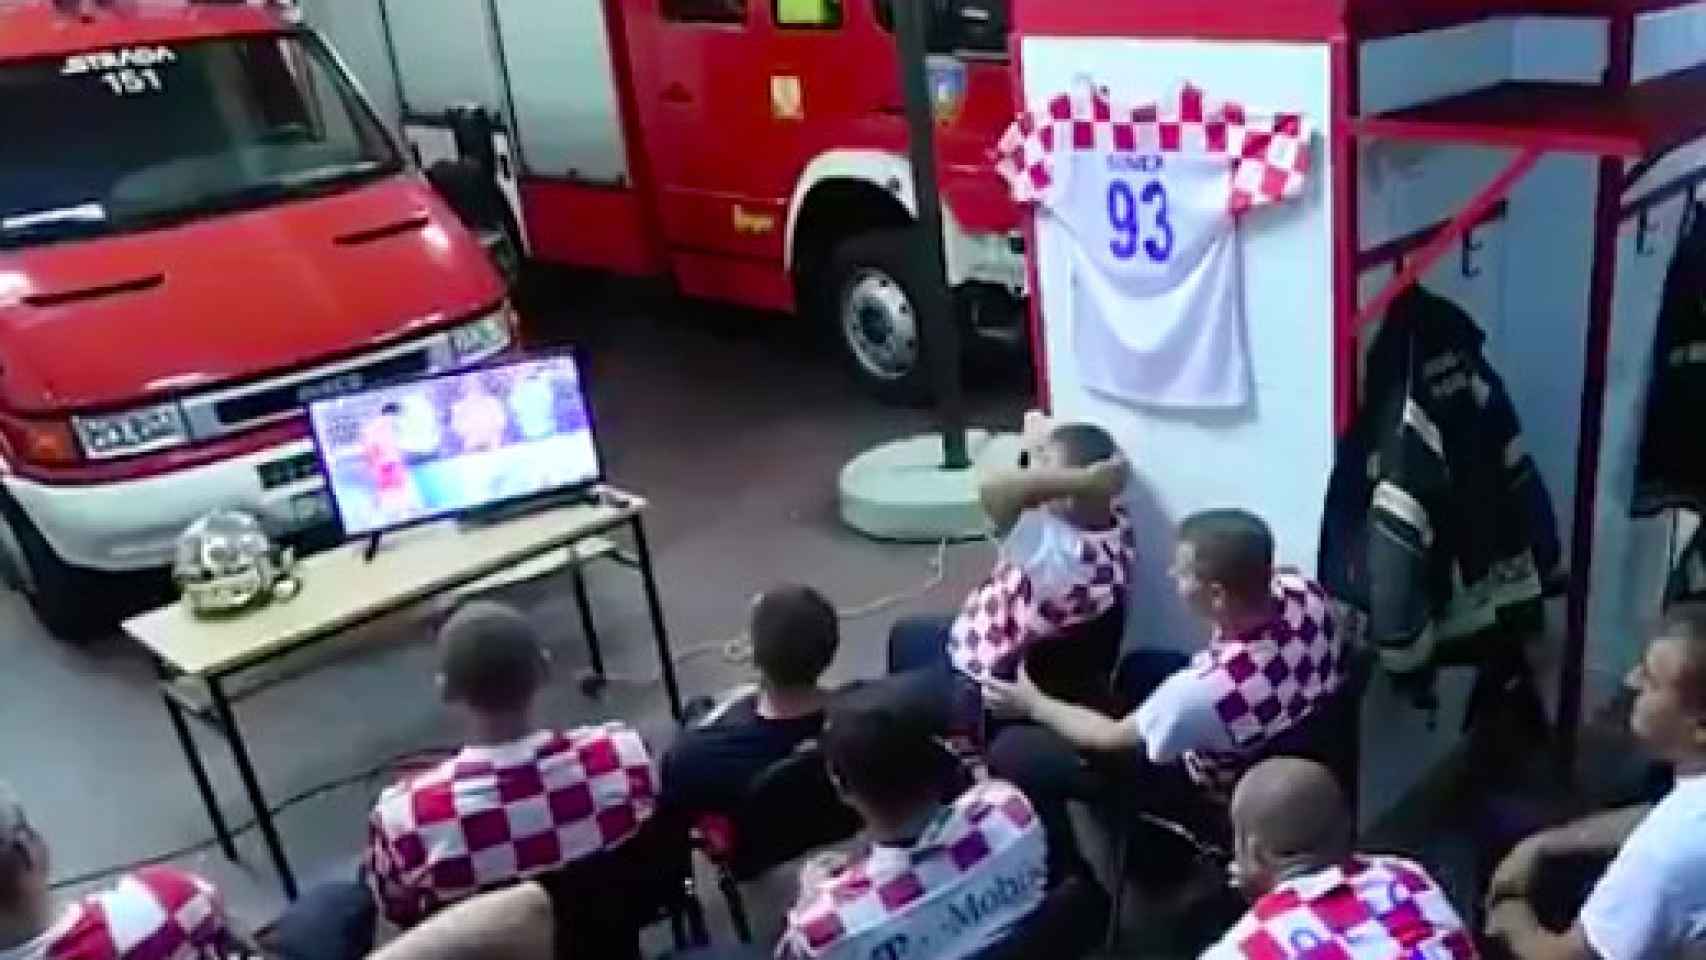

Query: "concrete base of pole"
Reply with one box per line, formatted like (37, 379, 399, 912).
(838, 430, 1018, 542)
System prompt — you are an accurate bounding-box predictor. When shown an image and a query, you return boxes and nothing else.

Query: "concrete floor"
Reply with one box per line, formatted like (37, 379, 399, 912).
(3, 272, 1648, 957)
(0, 275, 1025, 948)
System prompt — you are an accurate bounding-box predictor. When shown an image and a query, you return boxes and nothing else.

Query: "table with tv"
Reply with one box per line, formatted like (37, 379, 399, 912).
(125, 487, 685, 899)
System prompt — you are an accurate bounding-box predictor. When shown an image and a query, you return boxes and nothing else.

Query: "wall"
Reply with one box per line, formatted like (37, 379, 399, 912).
(1019, 37, 1336, 660)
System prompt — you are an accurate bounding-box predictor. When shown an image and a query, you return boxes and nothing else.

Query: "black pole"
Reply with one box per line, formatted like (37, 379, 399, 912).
(895, 0, 970, 470)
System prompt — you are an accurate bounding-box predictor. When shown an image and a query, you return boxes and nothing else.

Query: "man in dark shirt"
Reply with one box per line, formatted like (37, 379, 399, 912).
(662, 584, 839, 816)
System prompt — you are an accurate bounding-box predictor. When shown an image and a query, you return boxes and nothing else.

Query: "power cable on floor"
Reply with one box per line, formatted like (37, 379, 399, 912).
(589, 536, 970, 686)
(47, 747, 454, 892)
(53, 537, 980, 891)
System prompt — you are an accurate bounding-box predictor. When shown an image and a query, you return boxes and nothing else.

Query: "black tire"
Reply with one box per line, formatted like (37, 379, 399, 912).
(0, 497, 112, 642)
(821, 229, 937, 406)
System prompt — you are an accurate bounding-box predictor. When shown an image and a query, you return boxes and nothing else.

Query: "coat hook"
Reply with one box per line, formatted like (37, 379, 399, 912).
(1636, 206, 1658, 257)
(1462, 226, 1484, 279)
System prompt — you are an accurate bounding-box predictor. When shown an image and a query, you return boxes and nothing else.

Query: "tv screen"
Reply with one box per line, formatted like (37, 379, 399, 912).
(307, 354, 601, 538)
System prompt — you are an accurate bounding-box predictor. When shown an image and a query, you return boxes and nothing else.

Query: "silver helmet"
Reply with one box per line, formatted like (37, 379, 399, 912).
(173, 510, 300, 616)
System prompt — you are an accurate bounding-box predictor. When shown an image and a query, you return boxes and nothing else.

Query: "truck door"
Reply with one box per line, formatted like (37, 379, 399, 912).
(638, 0, 781, 267)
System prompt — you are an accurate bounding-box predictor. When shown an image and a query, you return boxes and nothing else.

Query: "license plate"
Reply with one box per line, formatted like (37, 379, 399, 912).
(287, 489, 335, 528)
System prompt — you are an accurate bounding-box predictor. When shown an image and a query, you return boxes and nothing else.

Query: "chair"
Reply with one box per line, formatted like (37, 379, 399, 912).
(538, 813, 709, 958)
(692, 741, 862, 942)
(1023, 601, 1127, 714)
(1100, 645, 1373, 948)
(968, 875, 1110, 960)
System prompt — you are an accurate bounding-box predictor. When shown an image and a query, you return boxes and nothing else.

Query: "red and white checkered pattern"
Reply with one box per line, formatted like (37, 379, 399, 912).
(997, 84, 1312, 215)
(777, 781, 1044, 960)
(1205, 856, 1478, 960)
(948, 510, 1134, 682)
(365, 724, 657, 928)
(26, 867, 250, 960)
(1186, 571, 1344, 790)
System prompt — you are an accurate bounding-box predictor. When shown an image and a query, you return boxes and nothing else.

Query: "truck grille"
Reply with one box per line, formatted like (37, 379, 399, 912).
(180, 334, 457, 441)
(211, 349, 428, 426)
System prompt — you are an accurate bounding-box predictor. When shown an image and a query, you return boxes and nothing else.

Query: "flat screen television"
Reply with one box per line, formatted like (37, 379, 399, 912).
(307, 354, 602, 539)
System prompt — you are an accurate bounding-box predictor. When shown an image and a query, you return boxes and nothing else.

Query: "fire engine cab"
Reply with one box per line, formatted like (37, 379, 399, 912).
(309, 0, 1025, 403)
(0, 0, 515, 638)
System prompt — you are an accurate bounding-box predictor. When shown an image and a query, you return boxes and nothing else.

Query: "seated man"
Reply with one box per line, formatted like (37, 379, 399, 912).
(1203, 758, 1475, 960)
(0, 782, 258, 960)
(888, 412, 1133, 685)
(661, 584, 839, 818)
(983, 510, 1345, 875)
(776, 684, 1048, 960)
(1485, 604, 1706, 960)
(365, 600, 677, 956)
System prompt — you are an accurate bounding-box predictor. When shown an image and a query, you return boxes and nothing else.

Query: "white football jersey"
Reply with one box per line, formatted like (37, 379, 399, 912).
(998, 84, 1312, 409)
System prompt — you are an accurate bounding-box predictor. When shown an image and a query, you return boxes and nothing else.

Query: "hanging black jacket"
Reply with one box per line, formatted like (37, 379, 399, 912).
(1319, 286, 1562, 689)
(1635, 201, 1706, 516)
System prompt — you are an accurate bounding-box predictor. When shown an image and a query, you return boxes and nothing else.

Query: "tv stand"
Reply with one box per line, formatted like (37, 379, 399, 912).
(363, 532, 384, 563)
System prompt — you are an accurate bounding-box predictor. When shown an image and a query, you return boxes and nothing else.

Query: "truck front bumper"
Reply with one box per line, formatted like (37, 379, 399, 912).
(5, 439, 333, 573)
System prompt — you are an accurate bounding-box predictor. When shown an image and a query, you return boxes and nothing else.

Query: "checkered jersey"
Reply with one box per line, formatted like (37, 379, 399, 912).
(997, 83, 1311, 215)
(777, 780, 1046, 960)
(1202, 856, 1477, 960)
(365, 724, 657, 928)
(996, 82, 1313, 410)
(948, 508, 1134, 683)
(1185, 572, 1343, 790)
(0, 867, 252, 960)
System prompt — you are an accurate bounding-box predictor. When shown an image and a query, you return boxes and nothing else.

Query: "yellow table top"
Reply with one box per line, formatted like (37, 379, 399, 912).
(125, 491, 645, 677)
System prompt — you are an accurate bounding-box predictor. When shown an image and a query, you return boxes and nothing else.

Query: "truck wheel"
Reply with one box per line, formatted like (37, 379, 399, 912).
(824, 230, 936, 406)
(0, 498, 109, 643)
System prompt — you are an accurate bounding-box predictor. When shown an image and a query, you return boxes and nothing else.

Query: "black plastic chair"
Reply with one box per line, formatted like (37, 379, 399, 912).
(968, 875, 1110, 960)
(1024, 600, 1128, 714)
(692, 741, 862, 942)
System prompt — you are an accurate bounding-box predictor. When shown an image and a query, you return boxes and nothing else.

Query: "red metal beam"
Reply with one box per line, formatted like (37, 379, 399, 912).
(1559, 8, 1637, 779)
(1354, 200, 1509, 272)
(1331, 35, 1363, 435)
(1350, 146, 1542, 332)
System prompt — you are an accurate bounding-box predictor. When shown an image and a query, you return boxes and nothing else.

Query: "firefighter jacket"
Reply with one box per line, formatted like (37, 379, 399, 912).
(1319, 285, 1562, 685)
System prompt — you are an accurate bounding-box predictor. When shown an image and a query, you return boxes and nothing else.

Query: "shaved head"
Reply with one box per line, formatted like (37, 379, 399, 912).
(1231, 759, 1352, 897)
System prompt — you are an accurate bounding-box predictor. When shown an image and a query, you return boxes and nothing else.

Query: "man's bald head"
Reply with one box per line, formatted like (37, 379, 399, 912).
(1231, 759, 1352, 897)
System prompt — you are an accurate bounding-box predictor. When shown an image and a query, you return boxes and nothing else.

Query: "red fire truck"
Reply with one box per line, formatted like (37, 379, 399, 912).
(310, 0, 1025, 403)
(0, 0, 515, 637)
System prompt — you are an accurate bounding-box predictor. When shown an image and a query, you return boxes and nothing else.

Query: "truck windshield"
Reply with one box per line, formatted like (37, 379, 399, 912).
(0, 32, 402, 250)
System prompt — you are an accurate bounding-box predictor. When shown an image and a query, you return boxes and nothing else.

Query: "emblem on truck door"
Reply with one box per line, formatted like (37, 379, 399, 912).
(732, 205, 777, 236)
(770, 75, 804, 121)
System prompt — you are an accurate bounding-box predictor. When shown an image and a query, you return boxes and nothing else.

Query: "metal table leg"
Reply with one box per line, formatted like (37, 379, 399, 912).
(630, 517, 684, 722)
(205, 674, 299, 899)
(570, 563, 606, 678)
(156, 662, 238, 862)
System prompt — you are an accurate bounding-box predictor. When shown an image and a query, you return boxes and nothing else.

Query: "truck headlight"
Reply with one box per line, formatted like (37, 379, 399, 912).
(73, 403, 189, 459)
(449, 303, 515, 364)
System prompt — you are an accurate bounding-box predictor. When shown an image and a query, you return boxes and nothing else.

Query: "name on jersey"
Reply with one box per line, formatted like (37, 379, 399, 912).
(62, 46, 177, 75)
(1107, 154, 1165, 175)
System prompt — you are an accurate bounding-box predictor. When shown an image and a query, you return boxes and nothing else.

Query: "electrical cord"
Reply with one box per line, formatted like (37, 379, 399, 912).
(52, 538, 981, 890)
(47, 747, 454, 892)
(588, 536, 969, 687)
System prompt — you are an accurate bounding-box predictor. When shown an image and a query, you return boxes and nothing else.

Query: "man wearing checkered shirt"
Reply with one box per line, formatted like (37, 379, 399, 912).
(984, 510, 1346, 880)
(888, 412, 1131, 690)
(0, 783, 257, 960)
(775, 685, 1050, 960)
(364, 601, 678, 957)
(1202, 758, 1475, 960)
